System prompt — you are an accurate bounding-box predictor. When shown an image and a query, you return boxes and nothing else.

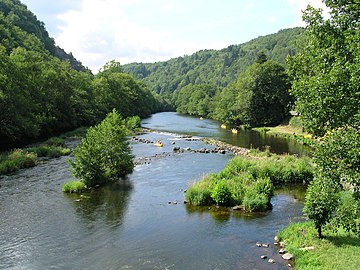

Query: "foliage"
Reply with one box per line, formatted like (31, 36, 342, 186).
(304, 177, 339, 238)
(186, 152, 313, 210)
(0, 2, 161, 149)
(288, 3, 360, 136)
(123, 28, 304, 94)
(70, 109, 134, 187)
(211, 181, 232, 205)
(62, 180, 86, 193)
(289, 116, 303, 129)
(0, 149, 36, 175)
(211, 60, 292, 127)
(328, 191, 360, 236)
(45, 137, 65, 147)
(277, 221, 360, 270)
(243, 189, 268, 212)
(173, 84, 217, 117)
(25, 146, 71, 158)
(304, 125, 360, 237)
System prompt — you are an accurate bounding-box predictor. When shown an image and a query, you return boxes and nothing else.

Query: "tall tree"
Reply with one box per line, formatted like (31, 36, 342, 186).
(288, 2, 360, 136)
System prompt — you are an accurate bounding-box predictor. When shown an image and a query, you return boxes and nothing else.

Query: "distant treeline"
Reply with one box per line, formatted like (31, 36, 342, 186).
(123, 27, 304, 127)
(123, 27, 304, 94)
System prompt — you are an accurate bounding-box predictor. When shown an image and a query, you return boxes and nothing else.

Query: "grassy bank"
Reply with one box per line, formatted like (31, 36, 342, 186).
(252, 116, 317, 147)
(277, 221, 360, 270)
(0, 136, 72, 176)
(185, 150, 314, 211)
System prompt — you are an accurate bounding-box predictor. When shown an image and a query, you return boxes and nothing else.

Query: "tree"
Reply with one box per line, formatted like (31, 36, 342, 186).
(303, 176, 339, 238)
(304, 124, 360, 237)
(288, 3, 360, 136)
(70, 109, 134, 187)
(232, 60, 292, 127)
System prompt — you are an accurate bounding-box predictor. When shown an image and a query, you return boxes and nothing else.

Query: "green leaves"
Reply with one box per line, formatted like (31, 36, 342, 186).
(288, 3, 360, 136)
(70, 109, 134, 187)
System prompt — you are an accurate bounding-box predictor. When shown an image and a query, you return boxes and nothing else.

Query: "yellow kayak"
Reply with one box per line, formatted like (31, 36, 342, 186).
(221, 124, 227, 129)
(154, 142, 163, 147)
(231, 128, 238, 134)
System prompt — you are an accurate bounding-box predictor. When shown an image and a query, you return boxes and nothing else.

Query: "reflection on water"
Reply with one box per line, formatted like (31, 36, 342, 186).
(65, 180, 132, 227)
(0, 113, 306, 270)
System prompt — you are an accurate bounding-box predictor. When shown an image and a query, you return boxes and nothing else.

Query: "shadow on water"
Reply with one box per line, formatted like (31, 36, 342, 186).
(63, 179, 133, 227)
(185, 204, 269, 223)
(274, 183, 308, 202)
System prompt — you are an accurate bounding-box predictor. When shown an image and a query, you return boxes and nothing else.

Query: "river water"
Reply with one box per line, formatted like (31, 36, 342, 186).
(0, 112, 306, 269)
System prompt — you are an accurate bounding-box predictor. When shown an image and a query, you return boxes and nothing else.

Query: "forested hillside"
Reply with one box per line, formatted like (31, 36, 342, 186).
(0, 0, 161, 149)
(0, 0, 86, 71)
(123, 27, 304, 94)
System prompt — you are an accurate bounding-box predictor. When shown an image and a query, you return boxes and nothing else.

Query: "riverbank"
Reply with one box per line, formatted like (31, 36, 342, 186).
(0, 138, 72, 176)
(276, 221, 360, 270)
(252, 117, 317, 147)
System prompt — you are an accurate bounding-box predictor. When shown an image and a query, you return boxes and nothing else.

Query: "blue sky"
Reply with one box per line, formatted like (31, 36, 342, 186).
(21, 0, 328, 72)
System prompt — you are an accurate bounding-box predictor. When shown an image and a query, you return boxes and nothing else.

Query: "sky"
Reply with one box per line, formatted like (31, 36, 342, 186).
(21, 0, 328, 72)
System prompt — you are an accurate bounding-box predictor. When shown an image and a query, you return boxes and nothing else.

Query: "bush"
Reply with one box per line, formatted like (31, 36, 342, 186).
(125, 115, 141, 131)
(0, 149, 37, 175)
(45, 137, 65, 147)
(289, 116, 303, 129)
(25, 146, 71, 158)
(186, 152, 310, 211)
(185, 186, 214, 205)
(243, 190, 268, 212)
(328, 191, 360, 236)
(211, 181, 232, 205)
(70, 109, 134, 187)
(62, 180, 86, 193)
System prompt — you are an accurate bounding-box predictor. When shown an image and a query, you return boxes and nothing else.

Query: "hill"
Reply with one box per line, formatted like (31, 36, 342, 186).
(0, 0, 86, 71)
(122, 27, 304, 94)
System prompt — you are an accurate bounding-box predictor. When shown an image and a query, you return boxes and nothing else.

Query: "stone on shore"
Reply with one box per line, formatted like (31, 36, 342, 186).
(282, 253, 294, 260)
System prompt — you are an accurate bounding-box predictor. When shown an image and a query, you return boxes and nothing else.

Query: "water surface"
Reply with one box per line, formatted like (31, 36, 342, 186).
(0, 113, 306, 269)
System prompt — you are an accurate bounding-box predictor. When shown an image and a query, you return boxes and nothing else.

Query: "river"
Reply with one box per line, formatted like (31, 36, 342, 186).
(0, 112, 306, 269)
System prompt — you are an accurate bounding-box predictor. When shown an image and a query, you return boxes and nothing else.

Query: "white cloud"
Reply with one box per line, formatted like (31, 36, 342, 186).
(287, 0, 330, 27)
(53, 0, 332, 72)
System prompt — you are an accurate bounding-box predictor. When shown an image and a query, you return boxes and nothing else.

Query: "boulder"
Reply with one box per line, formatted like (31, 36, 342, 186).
(282, 253, 294, 260)
(279, 248, 286, 254)
(268, 258, 275, 264)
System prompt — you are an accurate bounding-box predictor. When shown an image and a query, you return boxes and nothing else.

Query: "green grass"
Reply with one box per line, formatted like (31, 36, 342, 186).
(277, 221, 360, 270)
(0, 144, 71, 176)
(186, 151, 314, 211)
(25, 146, 71, 158)
(0, 149, 37, 175)
(62, 180, 86, 193)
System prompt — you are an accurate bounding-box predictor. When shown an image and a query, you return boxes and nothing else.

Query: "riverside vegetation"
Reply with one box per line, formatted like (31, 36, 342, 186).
(186, 149, 314, 212)
(62, 110, 136, 193)
(1, 0, 359, 269)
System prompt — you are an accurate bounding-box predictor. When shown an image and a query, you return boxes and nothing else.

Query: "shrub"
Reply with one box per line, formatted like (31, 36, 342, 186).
(0, 149, 37, 175)
(62, 180, 86, 193)
(186, 152, 310, 211)
(186, 187, 214, 205)
(328, 191, 360, 236)
(289, 116, 303, 129)
(70, 109, 134, 187)
(243, 189, 268, 212)
(211, 181, 232, 206)
(25, 146, 71, 158)
(125, 115, 141, 130)
(45, 137, 65, 147)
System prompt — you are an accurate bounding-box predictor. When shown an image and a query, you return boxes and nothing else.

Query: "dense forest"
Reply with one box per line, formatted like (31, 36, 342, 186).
(123, 28, 303, 127)
(0, 0, 164, 149)
(123, 27, 304, 94)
